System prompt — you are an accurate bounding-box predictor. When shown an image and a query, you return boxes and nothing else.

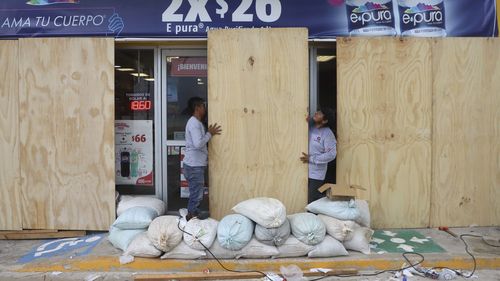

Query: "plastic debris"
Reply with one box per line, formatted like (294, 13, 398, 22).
(119, 254, 134, 265)
(280, 264, 303, 281)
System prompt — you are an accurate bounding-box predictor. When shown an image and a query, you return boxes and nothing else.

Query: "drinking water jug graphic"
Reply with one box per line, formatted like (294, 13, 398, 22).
(130, 150, 139, 178)
(345, 0, 396, 36)
(398, 0, 446, 37)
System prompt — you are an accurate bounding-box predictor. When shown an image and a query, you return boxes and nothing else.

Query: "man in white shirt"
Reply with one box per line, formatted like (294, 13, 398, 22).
(184, 97, 221, 220)
(300, 107, 337, 203)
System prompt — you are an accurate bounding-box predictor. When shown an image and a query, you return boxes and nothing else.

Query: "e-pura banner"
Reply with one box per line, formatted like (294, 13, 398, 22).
(0, 0, 497, 38)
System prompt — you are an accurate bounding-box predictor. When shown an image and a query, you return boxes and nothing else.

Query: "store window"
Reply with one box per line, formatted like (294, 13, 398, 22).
(115, 49, 156, 195)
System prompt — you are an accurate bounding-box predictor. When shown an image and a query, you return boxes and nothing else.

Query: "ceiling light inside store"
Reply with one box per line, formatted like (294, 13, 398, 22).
(317, 55, 336, 62)
(114, 65, 121, 68)
(131, 73, 149, 77)
(145, 78, 155, 82)
(167, 56, 179, 62)
(117, 68, 135, 71)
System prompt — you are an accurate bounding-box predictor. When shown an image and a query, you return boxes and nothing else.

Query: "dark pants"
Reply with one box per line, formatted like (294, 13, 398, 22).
(184, 164, 205, 215)
(308, 178, 325, 203)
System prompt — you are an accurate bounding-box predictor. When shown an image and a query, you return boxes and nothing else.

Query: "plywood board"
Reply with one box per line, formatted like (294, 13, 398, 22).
(0, 230, 86, 240)
(208, 28, 309, 219)
(19, 38, 115, 230)
(430, 38, 500, 227)
(337, 38, 432, 228)
(0, 41, 22, 230)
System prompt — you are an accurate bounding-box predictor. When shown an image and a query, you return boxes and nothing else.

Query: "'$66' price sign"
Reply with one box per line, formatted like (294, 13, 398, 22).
(162, 0, 282, 23)
(132, 134, 147, 143)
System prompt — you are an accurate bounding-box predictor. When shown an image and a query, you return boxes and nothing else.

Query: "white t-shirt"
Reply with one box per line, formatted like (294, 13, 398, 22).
(308, 126, 337, 180)
(184, 116, 211, 167)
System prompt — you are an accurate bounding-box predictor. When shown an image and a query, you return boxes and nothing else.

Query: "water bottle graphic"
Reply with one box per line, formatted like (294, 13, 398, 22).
(130, 150, 139, 178)
(346, 0, 396, 36)
(398, 0, 446, 37)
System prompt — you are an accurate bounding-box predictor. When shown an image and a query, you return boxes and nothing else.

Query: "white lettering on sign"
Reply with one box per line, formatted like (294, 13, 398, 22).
(177, 63, 207, 71)
(162, 0, 282, 24)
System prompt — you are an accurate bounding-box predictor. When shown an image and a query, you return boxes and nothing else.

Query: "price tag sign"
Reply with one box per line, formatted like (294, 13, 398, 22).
(115, 120, 154, 186)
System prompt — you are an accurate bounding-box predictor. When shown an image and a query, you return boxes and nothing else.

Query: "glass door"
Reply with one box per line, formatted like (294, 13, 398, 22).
(161, 49, 209, 213)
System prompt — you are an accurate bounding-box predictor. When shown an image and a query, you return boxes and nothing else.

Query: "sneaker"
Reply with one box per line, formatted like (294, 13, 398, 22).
(196, 212, 209, 220)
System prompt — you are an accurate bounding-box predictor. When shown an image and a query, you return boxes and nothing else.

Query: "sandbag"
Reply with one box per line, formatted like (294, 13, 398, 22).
(125, 233, 162, 258)
(147, 216, 183, 252)
(217, 214, 254, 251)
(254, 218, 290, 246)
(355, 200, 371, 227)
(317, 214, 353, 242)
(273, 236, 314, 258)
(117, 196, 165, 216)
(113, 206, 158, 229)
(205, 239, 238, 259)
(308, 235, 348, 258)
(306, 198, 360, 221)
(161, 241, 206, 259)
(232, 198, 286, 228)
(288, 213, 326, 246)
(343, 227, 373, 255)
(183, 218, 218, 250)
(236, 238, 279, 259)
(108, 227, 145, 251)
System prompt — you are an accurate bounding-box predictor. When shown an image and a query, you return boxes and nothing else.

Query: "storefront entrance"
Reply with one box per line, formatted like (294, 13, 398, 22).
(160, 49, 209, 213)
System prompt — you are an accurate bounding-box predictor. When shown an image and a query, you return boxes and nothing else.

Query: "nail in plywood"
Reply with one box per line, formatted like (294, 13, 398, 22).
(19, 38, 115, 231)
(430, 38, 500, 227)
(0, 41, 22, 231)
(208, 28, 309, 220)
(337, 38, 432, 228)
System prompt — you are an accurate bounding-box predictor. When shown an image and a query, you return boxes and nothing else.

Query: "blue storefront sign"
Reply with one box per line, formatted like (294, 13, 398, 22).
(0, 0, 497, 38)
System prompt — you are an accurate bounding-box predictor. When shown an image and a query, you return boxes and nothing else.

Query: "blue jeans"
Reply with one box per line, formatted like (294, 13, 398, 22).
(183, 164, 205, 215)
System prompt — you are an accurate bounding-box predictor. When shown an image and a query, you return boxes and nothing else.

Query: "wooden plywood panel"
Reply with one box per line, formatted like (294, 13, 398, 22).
(0, 41, 22, 230)
(337, 38, 432, 228)
(19, 38, 115, 230)
(431, 38, 500, 227)
(208, 28, 309, 219)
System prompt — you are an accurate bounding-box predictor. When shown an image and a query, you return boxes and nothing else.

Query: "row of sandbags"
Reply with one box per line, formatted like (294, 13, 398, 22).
(108, 196, 373, 260)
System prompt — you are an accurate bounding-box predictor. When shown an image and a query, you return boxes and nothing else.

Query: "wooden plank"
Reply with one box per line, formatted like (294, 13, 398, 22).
(134, 268, 358, 281)
(336, 38, 432, 228)
(0, 40, 22, 231)
(0, 229, 57, 234)
(208, 28, 309, 220)
(430, 38, 500, 227)
(0, 230, 86, 240)
(19, 38, 115, 231)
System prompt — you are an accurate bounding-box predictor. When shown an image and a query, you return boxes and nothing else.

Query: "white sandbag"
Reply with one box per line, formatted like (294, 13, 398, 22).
(342, 227, 374, 255)
(205, 239, 238, 259)
(306, 198, 360, 221)
(236, 238, 279, 259)
(125, 233, 162, 258)
(147, 216, 183, 252)
(354, 200, 371, 227)
(113, 206, 158, 229)
(308, 235, 349, 258)
(344, 221, 361, 241)
(117, 196, 165, 216)
(232, 197, 286, 228)
(317, 214, 353, 242)
(254, 218, 290, 246)
(108, 227, 145, 251)
(217, 214, 254, 251)
(288, 213, 326, 246)
(273, 236, 314, 258)
(161, 241, 206, 259)
(183, 218, 218, 250)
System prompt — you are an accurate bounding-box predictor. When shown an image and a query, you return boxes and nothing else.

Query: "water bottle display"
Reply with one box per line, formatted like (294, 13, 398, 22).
(398, 0, 446, 37)
(345, 0, 396, 36)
